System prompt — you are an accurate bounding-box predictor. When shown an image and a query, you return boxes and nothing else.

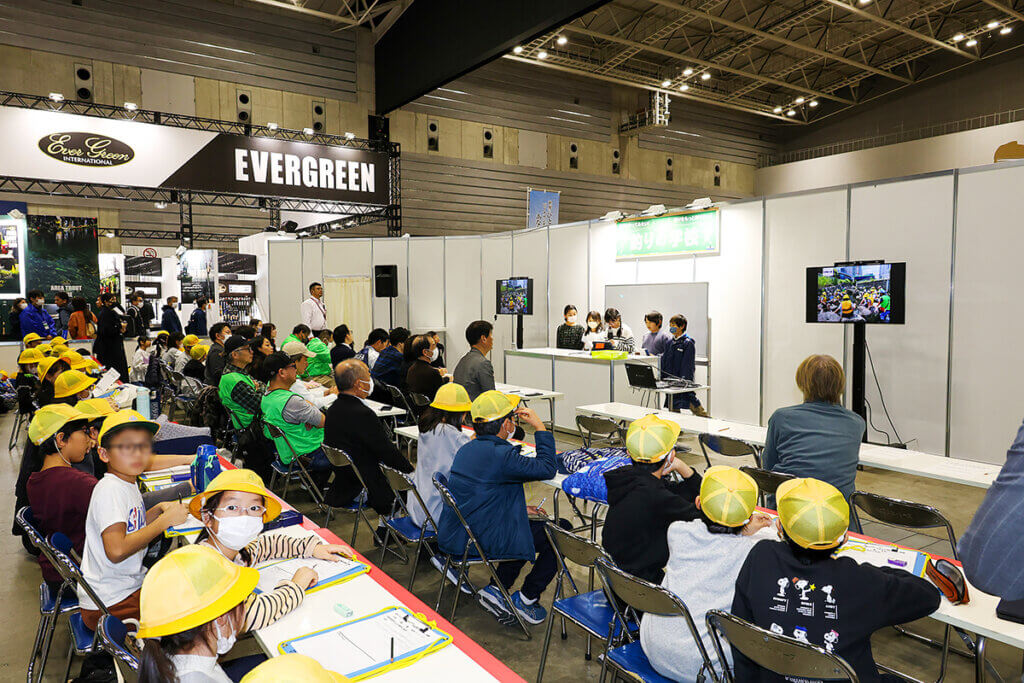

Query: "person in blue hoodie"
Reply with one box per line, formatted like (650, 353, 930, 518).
(437, 390, 568, 627)
(160, 296, 183, 333)
(661, 313, 708, 417)
(20, 289, 58, 339)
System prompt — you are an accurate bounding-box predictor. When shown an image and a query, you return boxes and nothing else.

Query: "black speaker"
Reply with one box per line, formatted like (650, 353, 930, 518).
(368, 114, 390, 142)
(374, 264, 398, 298)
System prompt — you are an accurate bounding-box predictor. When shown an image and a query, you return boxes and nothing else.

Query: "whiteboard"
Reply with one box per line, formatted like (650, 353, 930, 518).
(604, 283, 709, 357)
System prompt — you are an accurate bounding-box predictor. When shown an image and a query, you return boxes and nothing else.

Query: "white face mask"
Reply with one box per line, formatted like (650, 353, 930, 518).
(214, 615, 238, 655)
(567, 315, 578, 325)
(17, 302, 26, 310)
(212, 514, 263, 551)
(587, 321, 598, 330)
(360, 377, 374, 397)
(429, 347, 439, 362)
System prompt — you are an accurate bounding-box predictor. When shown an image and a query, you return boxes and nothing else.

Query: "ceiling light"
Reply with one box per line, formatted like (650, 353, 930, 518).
(556, 35, 568, 45)
(987, 20, 1000, 29)
(683, 67, 693, 76)
(809, 100, 819, 107)
(773, 106, 783, 113)
(795, 96, 805, 104)
(952, 32, 965, 41)
(344, 131, 355, 139)
(537, 50, 548, 59)
(513, 45, 523, 54)
(123, 102, 137, 111)
(104, 231, 115, 238)
(786, 109, 796, 116)
(48, 92, 64, 102)
(679, 84, 689, 92)
(1001, 26, 1012, 35)
(303, 127, 314, 135)
(154, 201, 167, 209)
(966, 38, 978, 46)
(661, 79, 672, 87)
(267, 122, 278, 130)
(700, 72, 711, 80)
(858, 0, 870, 4)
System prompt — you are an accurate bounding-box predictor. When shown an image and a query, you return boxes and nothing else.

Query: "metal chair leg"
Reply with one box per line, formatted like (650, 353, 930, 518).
(435, 555, 453, 612)
(537, 605, 557, 682)
(61, 640, 74, 683)
(406, 537, 424, 590)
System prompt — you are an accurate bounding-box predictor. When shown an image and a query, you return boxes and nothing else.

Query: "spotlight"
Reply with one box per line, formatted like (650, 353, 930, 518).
(344, 131, 355, 140)
(773, 106, 783, 113)
(966, 38, 978, 46)
(281, 220, 299, 233)
(267, 122, 278, 130)
(175, 244, 187, 258)
(683, 67, 693, 77)
(104, 231, 115, 238)
(795, 96, 805, 104)
(48, 92, 64, 102)
(786, 109, 796, 116)
(679, 84, 689, 92)
(123, 102, 137, 111)
(1001, 26, 1012, 35)
(303, 127, 314, 135)
(858, 0, 870, 4)
(661, 79, 672, 87)
(701, 72, 711, 80)
(809, 100, 819, 107)
(537, 50, 548, 59)
(513, 45, 523, 54)
(987, 20, 1000, 29)
(556, 35, 568, 45)
(154, 201, 167, 209)
(952, 32, 965, 41)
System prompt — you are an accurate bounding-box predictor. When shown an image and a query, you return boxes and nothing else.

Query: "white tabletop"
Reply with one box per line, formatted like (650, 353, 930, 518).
(505, 346, 708, 365)
(495, 382, 564, 401)
(651, 384, 711, 396)
(576, 403, 997, 489)
(315, 389, 406, 418)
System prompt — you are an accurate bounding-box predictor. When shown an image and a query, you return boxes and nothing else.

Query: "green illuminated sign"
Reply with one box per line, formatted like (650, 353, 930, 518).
(615, 209, 720, 259)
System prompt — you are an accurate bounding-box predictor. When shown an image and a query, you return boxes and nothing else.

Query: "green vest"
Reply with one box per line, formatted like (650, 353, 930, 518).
(218, 370, 256, 428)
(261, 388, 323, 464)
(303, 337, 332, 378)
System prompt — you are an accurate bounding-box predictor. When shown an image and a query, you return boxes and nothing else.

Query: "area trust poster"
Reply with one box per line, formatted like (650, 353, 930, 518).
(26, 215, 100, 303)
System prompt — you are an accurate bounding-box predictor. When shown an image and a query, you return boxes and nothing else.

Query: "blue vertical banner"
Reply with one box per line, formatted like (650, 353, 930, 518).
(527, 188, 560, 229)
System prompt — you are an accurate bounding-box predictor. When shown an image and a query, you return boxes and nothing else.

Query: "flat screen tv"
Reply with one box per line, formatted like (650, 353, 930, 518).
(496, 277, 533, 315)
(218, 252, 257, 275)
(124, 256, 162, 277)
(806, 261, 905, 324)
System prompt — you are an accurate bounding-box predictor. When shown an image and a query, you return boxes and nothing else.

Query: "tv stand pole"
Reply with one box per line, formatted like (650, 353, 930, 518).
(515, 314, 524, 350)
(851, 322, 867, 443)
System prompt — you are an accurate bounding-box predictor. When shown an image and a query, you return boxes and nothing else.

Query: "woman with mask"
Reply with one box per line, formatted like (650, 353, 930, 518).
(137, 544, 258, 683)
(405, 334, 447, 402)
(8, 297, 26, 340)
(191, 469, 354, 632)
(581, 310, 606, 350)
(555, 305, 584, 350)
(246, 335, 274, 384)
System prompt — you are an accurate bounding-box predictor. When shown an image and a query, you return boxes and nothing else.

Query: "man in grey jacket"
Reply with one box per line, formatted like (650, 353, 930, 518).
(452, 320, 495, 400)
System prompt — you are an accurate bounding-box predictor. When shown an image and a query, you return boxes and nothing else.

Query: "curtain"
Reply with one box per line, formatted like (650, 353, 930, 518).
(325, 276, 372, 342)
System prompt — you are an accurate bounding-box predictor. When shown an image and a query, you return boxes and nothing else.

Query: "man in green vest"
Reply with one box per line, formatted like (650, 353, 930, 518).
(260, 351, 327, 468)
(304, 329, 335, 388)
(282, 323, 312, 349)
(217, 335, 259, 430)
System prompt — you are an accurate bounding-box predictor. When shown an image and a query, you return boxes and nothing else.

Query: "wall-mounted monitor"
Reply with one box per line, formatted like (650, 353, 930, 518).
(124, 256, 162, 277)
(496, 277, 533, 315)
(218, 252, 257, 275)
(125, 281, 161, 298)
(806, 261, 906, 324)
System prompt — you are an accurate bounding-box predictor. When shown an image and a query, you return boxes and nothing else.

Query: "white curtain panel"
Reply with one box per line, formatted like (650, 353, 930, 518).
(325, 276, 372, 343)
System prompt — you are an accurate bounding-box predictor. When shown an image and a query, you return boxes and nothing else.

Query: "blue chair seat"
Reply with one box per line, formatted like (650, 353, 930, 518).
(554, 590, 634, 638)
(271, 459, 291, 475)
(68, 613, 96, 653)
(40, 583, 78, 613)
(384, 515, 437, 541)
(605, 641, 674, 683)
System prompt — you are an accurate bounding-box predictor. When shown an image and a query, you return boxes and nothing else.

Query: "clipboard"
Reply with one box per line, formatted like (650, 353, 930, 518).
(253, 556, 369, 595)
(278, 606, 452, 680)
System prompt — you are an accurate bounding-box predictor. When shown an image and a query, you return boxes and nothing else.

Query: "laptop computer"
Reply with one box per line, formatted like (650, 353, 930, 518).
(624, 363, 698, 391)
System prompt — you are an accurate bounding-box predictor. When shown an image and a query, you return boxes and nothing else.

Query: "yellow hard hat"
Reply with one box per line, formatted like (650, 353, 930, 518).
(53, 370, 97, 398)
(51, 336, 68, 347)
(38, 356, 61, 379)
(76, 397, 117, 421)
(22, 332, 43, 345)
(776, 478, 850, 550)
(625, 414, 680, 463)
(137, 545, 258, 639)
(189, 469, 281, 523)
(470, 390, 520, 423)
(241, 654, 349, 683)
(97, 409, 160, 446)
(699, 466, 758, 527)
(59, 353, 88, 371)
(190, 344, 209, 361)
(183, 334, 200, 348)
(17, 348, 44, 365)
(28, 404, 90, 445)
(83, 357, 101, 372)
(430, 383, 472, 412)
(36, 343, 53, 357)
(156, 330, 169, 338)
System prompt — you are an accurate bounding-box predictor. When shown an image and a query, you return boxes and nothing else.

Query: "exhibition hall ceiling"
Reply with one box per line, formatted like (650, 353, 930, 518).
(499, 0, 1024, 122)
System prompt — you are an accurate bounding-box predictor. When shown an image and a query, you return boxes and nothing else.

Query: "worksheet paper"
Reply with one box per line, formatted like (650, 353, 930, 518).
(834, 542, 929, 577)
(254, 556, 368, 594)
(284, 607, 448, 679)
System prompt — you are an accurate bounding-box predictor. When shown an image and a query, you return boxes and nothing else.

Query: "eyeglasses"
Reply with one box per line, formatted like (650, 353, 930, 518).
(215, 504, 266, 517)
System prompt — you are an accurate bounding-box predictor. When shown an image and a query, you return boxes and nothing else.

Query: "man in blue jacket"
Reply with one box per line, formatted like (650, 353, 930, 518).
(438, 390, 568, 626)
(662, 313, 708, 417)
(160, 296, 183, 333)
(19, 289, 57, 338)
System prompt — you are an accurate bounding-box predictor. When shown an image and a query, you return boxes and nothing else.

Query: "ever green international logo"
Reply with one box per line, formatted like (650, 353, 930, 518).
(615, 208, 720, 259)
(38, 132, 135, 167)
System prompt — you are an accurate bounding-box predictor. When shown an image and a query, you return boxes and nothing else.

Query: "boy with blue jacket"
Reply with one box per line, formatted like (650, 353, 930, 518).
(662, 313, 708, 417)
(437, 390, 569, 626)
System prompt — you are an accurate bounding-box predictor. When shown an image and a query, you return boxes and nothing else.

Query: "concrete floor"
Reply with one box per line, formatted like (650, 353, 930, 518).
(2, 413, 1020, 682)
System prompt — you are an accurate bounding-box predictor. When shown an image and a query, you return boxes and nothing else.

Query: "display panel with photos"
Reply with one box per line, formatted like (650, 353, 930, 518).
(217, 252, 257, 275)
(496, 277, 533, 315)
(806, 262, 906, 324)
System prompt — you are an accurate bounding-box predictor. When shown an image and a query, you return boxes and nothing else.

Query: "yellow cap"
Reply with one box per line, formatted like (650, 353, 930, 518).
(38, 356, 61, 379)
(699, 466, 759, 527)
(83, 357, 101, 372)
(183, 334, 200, 348)
(190, 344, 209, 361)
(97, 409, 160, 445)
(625, 414, 680, 463)
(53, 370, 97, 399)
(470, 390, 520, 423)
(18, 348, 44, 365)
(189, 469, 281, 523)
(156, 330, 169, 338)
(28, 404, 90, 445)
(23, 332, 43, 344)
(59, 353, 88, 371)
(51, 336, 68, 347)
(241, 654, 349, 683)
(430, 383, 472, 412)
(36, 343, 53, 356)
(776, 478, 850, 550)
(137, 545, 258, 639)
(76, 397, 117, 421)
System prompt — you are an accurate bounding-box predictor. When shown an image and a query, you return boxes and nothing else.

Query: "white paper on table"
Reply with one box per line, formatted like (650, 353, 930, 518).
(253, 555, 368, 594)
(834, 542, 929, 576)
(94, 368, 121, 395)
(286, 607, 447, 678)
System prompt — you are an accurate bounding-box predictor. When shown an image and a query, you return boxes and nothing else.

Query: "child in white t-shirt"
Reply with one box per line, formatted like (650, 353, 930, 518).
(78, 410, 191, 631)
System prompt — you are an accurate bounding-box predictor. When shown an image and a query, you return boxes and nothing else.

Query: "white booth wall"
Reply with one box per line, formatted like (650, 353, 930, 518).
(265, 158, 1024, 466)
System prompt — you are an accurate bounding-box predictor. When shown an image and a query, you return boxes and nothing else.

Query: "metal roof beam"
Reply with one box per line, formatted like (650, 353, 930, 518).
(818, 0, 978, 60)
(240, 0, 359, 24)
(978, 0, 1024, 24)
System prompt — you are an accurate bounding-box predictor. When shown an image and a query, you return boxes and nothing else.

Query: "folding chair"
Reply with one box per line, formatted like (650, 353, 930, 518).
(320, 444, 377, 547)
(738, 466, 794, 508)
(15, 507, 79, 683)
(376, 464, 438, 588)
(431, 473, 532, 639)
(47, 532, 110, 683)
(576, 415, 625, 449)
(382, 382, 416, 426)
(408, 392, 430, 417)
(538, 523, 636, 682)
(594, 558, 722, 683)
(96, 615, 140, 682)
(849, 491, 975, 682)
(705, 609, 858, 682)
(698, 433, 762, 469)
(169, 370, 198, 421)
(9, 385, 34, 451)
(264, 423, 327, 511)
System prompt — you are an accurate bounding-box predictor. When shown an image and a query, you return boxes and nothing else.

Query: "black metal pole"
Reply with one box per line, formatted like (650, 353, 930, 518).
(852, 322, 867, 442)
(516, 314, 524, 350)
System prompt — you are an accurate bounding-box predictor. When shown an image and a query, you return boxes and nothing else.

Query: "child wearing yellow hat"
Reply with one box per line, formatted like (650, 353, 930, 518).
(731, 478, 940, 682)
(191, 469, 353, 631)
(14, 347, 43, 397)
(410, 383, 473, 530)
(137, 545, 259, 683)
(35, 357, 70, 407)
(52, 369, 97, 404)
(602, 414, 701, 584)
(640, 466, 774, 681)
(22, 332, 45, 348)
